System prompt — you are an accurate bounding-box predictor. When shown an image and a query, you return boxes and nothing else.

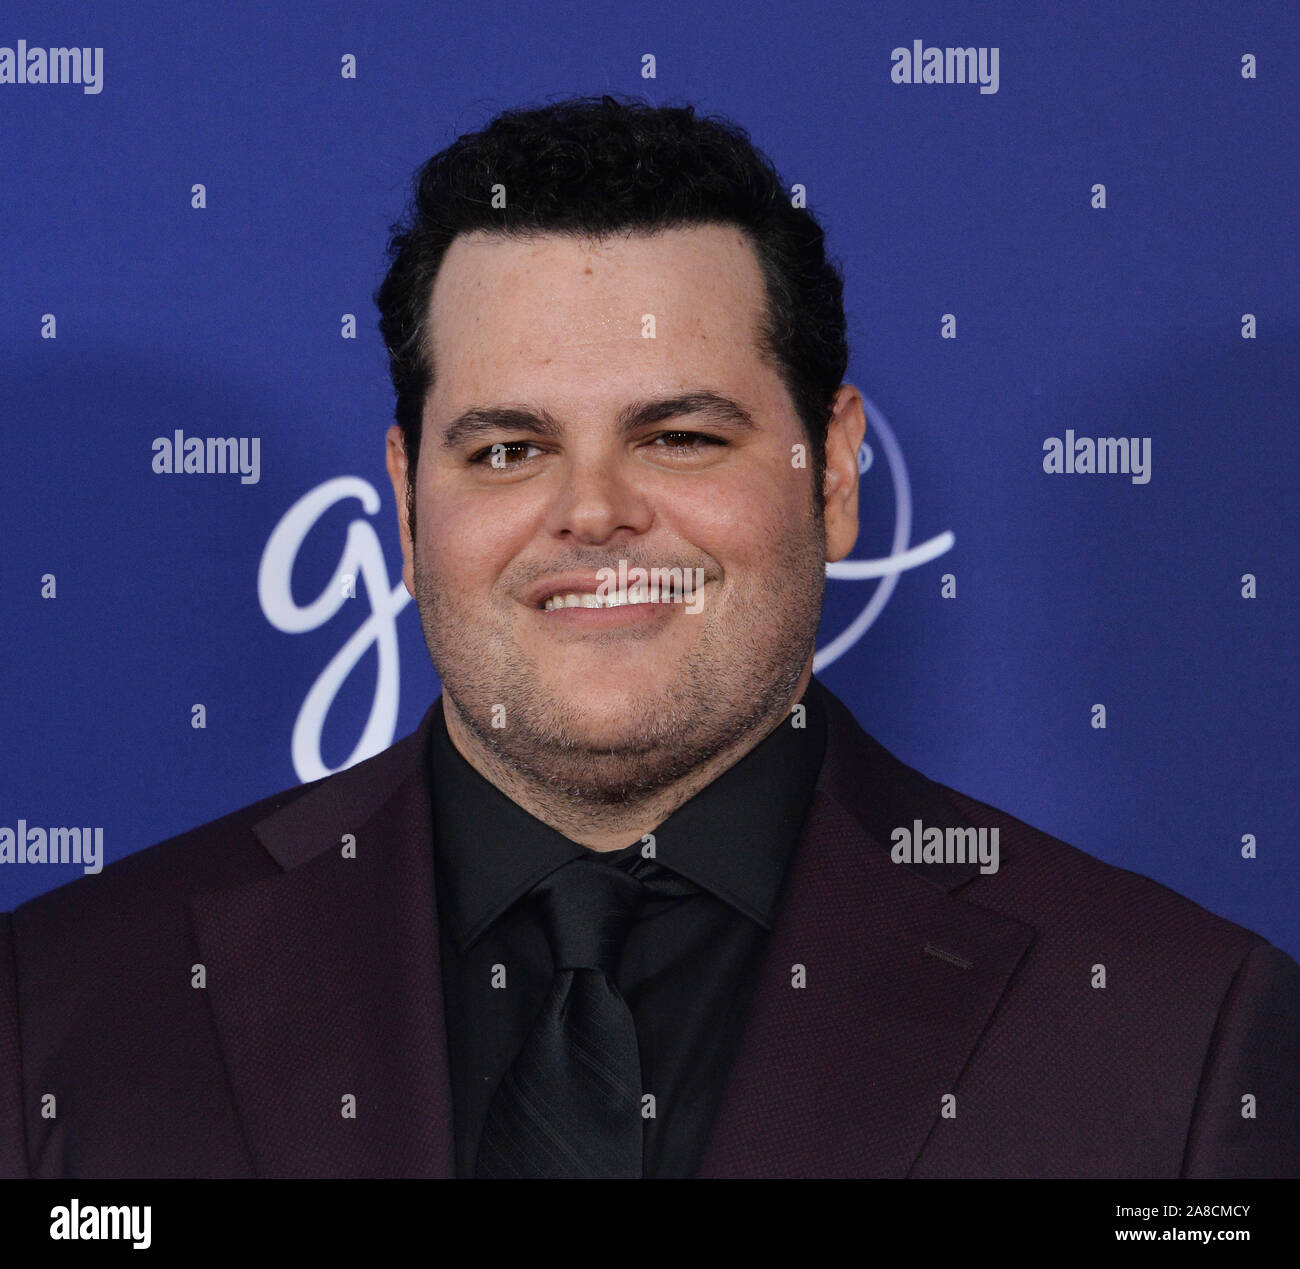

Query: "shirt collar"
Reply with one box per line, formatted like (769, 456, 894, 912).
(429, 678, 829, 951)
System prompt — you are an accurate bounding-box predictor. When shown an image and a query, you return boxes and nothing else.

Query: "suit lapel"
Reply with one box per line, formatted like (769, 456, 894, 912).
(190, 709, 455, 1177)
(188, 684, 1035, 1178)
(696, 687, 1037, 1177)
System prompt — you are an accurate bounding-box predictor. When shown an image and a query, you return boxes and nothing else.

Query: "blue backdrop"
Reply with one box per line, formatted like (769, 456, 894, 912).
(2, 0, 1296, 961)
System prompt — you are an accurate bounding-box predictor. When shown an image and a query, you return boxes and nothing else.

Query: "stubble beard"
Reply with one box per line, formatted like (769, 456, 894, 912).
(412, 500, 827, 817)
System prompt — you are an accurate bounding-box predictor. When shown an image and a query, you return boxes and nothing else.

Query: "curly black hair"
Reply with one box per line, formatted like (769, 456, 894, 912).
(374, 94, 848, 530)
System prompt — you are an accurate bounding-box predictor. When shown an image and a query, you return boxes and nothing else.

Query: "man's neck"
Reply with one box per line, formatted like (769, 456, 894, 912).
(441, 662, 814, 852)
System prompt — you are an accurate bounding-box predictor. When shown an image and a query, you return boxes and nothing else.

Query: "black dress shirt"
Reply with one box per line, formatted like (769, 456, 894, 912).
(429, 678, 828, 1178)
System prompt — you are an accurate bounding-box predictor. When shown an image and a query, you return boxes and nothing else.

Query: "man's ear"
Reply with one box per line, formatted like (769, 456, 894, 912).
(822, 384, 868, 563)
(384, 425, 416, 598)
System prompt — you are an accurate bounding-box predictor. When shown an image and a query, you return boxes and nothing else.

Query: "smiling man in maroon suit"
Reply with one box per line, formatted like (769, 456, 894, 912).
(3, 95, 1299, 1179)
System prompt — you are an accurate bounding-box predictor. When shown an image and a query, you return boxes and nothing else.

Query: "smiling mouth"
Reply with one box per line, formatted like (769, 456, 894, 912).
(540, 585, 686, 612)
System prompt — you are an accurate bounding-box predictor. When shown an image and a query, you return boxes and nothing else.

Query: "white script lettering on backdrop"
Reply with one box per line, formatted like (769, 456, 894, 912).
(258, 397, 954, 783)
(258, 476, 411, 782)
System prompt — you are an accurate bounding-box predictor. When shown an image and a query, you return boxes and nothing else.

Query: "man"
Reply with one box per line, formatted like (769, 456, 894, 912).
(2, 95, 1297, 1179)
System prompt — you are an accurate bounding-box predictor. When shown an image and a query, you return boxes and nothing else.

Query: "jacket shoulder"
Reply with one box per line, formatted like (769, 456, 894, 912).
(816, 683, 1286, 978)
(12, 778, 306, 932)
(936, 781, 1274, 963)
(8, 710, 434, 932)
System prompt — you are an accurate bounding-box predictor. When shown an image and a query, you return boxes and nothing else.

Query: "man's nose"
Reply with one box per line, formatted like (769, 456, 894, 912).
(542, 451, 655, 544)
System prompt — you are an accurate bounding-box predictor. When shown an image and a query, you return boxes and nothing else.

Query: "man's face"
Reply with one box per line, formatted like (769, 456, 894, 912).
(387, 224, 861, 803)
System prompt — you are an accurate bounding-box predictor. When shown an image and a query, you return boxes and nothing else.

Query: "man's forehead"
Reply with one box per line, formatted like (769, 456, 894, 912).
(435, 220, 763, 277)
(423, 223, 768, 357)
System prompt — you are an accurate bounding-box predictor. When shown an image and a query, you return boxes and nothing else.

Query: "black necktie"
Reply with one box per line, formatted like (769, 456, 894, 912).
(473, 856, 651, 1178)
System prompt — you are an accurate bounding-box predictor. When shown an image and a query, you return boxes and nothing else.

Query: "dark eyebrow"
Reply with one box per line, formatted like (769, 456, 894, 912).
(439, 390, 758, 450)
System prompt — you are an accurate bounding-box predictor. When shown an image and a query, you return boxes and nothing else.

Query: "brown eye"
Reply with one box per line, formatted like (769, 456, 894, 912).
(471, 441, 542, 466)
(651, 431, 725, 449)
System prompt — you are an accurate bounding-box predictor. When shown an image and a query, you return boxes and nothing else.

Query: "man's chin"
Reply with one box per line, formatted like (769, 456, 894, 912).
(527, 706, 681, 758)
(533, 674, 680, 723)
(502, 735, 706, 806)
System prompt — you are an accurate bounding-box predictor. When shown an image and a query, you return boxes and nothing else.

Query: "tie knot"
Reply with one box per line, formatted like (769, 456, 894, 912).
(530, 857, 646, 972)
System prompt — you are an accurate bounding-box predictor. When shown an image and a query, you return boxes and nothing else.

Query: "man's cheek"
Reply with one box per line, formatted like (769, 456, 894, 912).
(682, 493, 769, 543)
(425, 542, 490, 597)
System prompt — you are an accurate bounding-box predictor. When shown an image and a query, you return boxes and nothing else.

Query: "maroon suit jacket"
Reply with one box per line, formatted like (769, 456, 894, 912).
(2, 685, 1298, 1177)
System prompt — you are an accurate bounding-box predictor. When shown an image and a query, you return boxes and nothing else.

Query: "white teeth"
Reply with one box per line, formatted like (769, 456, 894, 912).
(538, 578, 700, 611)
(541, 589, 675, 611)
